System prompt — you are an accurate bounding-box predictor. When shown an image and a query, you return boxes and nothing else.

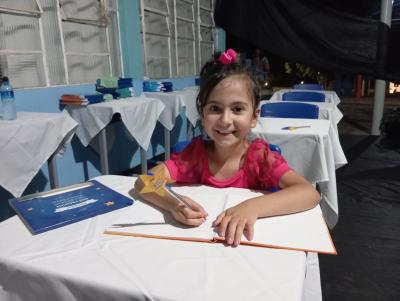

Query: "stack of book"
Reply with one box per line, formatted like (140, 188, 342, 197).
(60, 94, 89, 106)
(143, 80, 164, 92)
(117, 78, 133, 89)
(116, 78, 134, 98)
(85, 93, 104, 104)
(95, 77, 134, 99)
(143, 80, 173, 93)
(161, 81, 173, 92)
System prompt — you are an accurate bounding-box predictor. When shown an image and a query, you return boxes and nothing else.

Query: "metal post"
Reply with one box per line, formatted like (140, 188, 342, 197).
(371, 0, 393, 135)
(372, 80, 387, 135)
(164, 127, 170, 160)
(47, 153, 59, 189)
(140, 147, 147, 174)
(187, 122, 194, 141)
(98, 128, 109, 174)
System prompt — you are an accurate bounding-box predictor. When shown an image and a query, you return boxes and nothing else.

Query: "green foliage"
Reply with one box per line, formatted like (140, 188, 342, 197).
(284, 62, 327, 85)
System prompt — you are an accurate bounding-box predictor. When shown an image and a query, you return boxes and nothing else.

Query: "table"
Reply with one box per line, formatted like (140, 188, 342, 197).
(269, 89, 341, 105)
(0, 112, 78, 197)
(0, 175, 321, 301)
(251, 117, 348, 228)
(144, 90, 199, 159)
(64, 98, 165, 174)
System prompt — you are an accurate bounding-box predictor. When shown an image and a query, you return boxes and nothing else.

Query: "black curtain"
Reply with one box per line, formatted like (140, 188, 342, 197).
(214, 0, 400, 83)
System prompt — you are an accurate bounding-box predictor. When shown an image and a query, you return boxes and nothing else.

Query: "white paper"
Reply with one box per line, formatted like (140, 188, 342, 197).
(107, 185, 226, 240)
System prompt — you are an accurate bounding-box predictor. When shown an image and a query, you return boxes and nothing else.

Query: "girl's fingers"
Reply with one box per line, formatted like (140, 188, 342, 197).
(214, 216, 255, 246)
(216, 214, 231, 238)
(170, 196, 209, 227)
(180, 196, 208, 217)
(233, 220, 247, 246)
(182, 217, 206, 226)
(188, 202, 208, 217)
(226, 217, 244, 245)
(243, 224, 255, 241)
(173, 209, 205, 226)
(179, 205, 204, 219)
(212, 211, 225, 227)
(176, 205, 208, 226)
(180, 205, 207, 219)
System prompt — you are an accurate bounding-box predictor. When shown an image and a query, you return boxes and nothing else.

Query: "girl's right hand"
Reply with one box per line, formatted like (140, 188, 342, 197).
(169, 195, 208, 226)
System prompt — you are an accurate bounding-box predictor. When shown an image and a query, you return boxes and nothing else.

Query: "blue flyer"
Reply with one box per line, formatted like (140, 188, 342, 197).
(9, 180, 134, 234)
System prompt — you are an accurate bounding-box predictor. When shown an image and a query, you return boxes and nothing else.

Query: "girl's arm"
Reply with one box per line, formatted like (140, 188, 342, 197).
(213, 170, 320, 247)
(134, 163, 208, 226)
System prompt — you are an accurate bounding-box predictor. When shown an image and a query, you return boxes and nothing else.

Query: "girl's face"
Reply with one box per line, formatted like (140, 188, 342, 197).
(202, 75, 259, 148)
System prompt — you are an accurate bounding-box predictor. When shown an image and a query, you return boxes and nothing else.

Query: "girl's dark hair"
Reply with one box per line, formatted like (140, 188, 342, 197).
(196, 52, 261, 115)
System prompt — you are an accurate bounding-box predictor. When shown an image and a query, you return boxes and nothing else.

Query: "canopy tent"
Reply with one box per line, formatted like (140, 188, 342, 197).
(214, 0, 400, 83)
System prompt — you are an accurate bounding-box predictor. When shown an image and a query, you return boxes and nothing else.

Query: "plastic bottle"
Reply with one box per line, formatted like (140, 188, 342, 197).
(0, 76, 16, 120)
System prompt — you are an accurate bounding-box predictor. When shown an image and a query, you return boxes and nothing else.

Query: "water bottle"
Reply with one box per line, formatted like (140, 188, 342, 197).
(0, 77, 16, 120)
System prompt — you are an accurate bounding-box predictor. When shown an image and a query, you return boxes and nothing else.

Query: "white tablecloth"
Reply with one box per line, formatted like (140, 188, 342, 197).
(0, 175, 321, 301)
(269, 89, 341, 105)
(144, 90, 199, 129)
(0, 112, 78, 197)
(65, 97, 165, 150)
(251, 117, 347, 228)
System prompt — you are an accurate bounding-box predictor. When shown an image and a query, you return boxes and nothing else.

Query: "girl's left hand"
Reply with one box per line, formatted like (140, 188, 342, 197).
(212, 201, 258, 247)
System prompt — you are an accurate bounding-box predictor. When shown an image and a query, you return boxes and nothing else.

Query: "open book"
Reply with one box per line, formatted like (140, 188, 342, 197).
(105, 185, 336, 254)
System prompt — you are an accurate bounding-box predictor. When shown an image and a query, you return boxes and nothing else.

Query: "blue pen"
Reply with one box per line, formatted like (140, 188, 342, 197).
(282, 125, 311, 131)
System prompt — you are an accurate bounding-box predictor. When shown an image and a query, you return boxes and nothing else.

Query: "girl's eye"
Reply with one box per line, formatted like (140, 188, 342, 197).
(232, 106, 245, 113)
(209, 105, 220, 112)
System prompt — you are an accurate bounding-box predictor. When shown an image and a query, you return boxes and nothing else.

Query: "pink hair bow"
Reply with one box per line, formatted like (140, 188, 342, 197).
(218, 49, 237, 64)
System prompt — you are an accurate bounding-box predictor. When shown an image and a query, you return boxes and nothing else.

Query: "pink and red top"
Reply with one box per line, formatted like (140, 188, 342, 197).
(165, 138, 292, 190)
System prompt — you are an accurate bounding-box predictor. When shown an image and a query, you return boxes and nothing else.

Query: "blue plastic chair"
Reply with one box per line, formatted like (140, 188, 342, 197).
(171, 140, 191, 154)
(260, 102, 319, 119)
(269, 143, 281, 154)
(282, 91, 325, 103)
(293, 83, 324, 90)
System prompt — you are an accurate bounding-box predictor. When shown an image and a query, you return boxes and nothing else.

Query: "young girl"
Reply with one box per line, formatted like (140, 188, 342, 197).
(135, 49, 320, 247)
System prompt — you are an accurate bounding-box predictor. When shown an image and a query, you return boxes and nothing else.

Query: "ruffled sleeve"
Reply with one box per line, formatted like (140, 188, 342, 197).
(244, 139, 292, 189)
(164, 138, 205, 184)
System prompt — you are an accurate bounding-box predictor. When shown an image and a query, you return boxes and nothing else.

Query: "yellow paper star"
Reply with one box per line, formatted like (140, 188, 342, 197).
(139, 170, 175, 197)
